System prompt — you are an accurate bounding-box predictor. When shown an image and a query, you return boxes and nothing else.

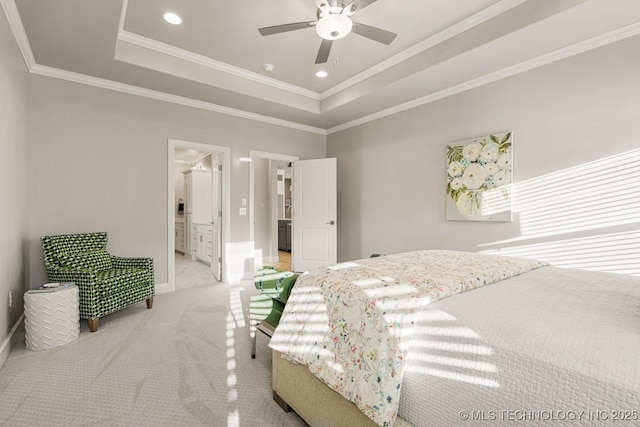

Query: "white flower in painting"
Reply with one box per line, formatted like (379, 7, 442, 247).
(492, 170, 511, 186)
(447, 161, 464, 177)
(462, 142, 481, 161)
(480, 142, 499, 163)
(450, 177, 463, 190)
(496, 153, 511, 170)
(461, 163, 486, 190)
(484, 162, 499, 176)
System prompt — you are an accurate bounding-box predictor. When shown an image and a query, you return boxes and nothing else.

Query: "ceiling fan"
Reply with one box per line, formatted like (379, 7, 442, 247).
(258, 0, 397, 64)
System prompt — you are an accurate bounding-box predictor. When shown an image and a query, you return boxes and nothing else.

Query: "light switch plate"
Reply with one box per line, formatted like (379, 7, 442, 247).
(239, 207, 247, 215)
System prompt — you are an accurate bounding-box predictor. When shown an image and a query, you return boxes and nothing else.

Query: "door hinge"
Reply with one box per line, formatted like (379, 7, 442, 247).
(218, 165, 222, 171)
(218, 211, 222, 217)
(218, 257, 222, 262)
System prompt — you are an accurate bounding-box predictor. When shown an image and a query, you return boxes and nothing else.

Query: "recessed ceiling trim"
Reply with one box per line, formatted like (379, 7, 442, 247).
(319, 0, 529, 99)
(115, 34, 321, 113)
(117, 30, 322, 101)
(0, 0, 35, 68)
(29, 64, 327, 135)
(326, 20, 640, 135)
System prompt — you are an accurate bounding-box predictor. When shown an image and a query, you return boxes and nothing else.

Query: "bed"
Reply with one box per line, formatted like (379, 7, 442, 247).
(268, 250, 640, 426)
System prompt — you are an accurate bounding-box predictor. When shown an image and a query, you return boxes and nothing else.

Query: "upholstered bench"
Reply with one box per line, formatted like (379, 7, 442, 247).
(249, 267, 298, 358)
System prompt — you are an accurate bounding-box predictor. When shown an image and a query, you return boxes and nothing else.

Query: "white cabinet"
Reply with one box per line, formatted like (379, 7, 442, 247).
(175, 221, 185, 254)
(192, 223, 213, 265)
(183, 170, 212, 256)
(183, 170, 212, 224)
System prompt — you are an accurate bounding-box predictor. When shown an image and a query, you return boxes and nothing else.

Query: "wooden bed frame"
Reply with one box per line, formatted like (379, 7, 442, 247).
(272, 349, 413, 427)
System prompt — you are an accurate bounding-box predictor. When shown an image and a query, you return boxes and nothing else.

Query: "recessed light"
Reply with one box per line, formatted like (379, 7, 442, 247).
(163, 12, 182, 25)
(316, 70, 328, 78)
(262, 63, 275, 73)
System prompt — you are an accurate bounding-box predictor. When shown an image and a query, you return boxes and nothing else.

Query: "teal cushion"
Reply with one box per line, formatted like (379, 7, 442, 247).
(58, 249, 112, 272)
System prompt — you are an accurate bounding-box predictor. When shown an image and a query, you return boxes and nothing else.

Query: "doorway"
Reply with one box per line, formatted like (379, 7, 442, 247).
(249, 150, 299, 273)
(166, 139, 231, 293)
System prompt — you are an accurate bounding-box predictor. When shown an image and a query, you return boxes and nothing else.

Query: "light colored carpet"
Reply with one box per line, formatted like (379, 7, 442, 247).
(0, 281, 307, 427)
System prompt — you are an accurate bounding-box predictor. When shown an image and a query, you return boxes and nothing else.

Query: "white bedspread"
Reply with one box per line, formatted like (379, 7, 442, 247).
(398, 266, 640, 426)
(269, 250, 547, 426)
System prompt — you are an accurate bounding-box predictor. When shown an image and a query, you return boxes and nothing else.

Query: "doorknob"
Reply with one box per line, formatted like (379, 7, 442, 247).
(326, 220, 336, 225)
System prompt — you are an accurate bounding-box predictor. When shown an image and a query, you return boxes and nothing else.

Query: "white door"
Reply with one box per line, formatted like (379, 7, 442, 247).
(292, 158, 337, 272)
(211, 162, 222, 281)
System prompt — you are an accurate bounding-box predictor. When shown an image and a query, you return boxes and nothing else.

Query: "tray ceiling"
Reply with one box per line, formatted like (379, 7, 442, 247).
(9, 0, 640, 133)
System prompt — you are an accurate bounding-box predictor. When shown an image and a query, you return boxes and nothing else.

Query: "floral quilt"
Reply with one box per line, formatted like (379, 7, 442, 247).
(269, 250, 547, 426)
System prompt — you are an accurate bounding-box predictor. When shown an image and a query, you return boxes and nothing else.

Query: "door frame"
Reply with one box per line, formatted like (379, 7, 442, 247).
(165, 139, 231, 293)
(249, 150, 299, 272)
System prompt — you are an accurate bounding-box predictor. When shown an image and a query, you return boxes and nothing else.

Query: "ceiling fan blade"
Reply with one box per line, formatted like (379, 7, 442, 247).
(351, 22, 397, 45)
(357, 0, 379, 10)
(258, 21, 315, 36)
(342, 0, 379, 15)
(315, 39, 333, 64)
(315, 0, 331, 13)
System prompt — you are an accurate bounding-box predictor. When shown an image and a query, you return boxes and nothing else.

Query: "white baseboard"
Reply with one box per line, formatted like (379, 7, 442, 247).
(154, 282, 172, 294)
(0, 313, 24, 369)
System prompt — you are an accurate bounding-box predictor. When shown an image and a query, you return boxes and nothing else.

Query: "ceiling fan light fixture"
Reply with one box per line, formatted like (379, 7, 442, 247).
(316, 14, 352, 40)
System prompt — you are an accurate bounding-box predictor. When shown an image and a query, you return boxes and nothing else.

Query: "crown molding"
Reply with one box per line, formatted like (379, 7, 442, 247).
(1, 0, 325, 135)
(320, 0, 528, 99)
(117, 30, 322, 102)
(115, 0, 527, 104)
(327, 20, 640, 135)
(5, 0, 640, 138)
(0, 0, 35, 69)
(29, 64, 326, 135)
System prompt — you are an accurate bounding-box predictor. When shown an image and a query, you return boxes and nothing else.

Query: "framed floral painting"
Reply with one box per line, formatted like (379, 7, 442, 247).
(446, 132, 512, 221)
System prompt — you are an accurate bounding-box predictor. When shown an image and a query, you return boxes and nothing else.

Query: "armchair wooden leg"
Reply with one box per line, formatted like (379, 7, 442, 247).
(146, 297, 153, 309)
(88, 317, 99, 332)
(251, 323, 257, 359)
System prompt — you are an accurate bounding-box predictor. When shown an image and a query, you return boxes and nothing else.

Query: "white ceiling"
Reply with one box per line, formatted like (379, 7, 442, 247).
(9, 0, 640, 134)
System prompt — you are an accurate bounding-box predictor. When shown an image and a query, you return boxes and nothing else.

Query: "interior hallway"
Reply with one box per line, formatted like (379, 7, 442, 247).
(175, 252, 220, 290)
(264, 251, 291, 271)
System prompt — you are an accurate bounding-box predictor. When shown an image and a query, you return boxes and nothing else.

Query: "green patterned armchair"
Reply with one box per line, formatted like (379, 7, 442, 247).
(41, 232, 155, 332)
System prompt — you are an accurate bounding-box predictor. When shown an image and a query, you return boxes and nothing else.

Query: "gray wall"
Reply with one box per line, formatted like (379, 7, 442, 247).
(0, 7, 29, 366)
(26, 75, 325, 287)
(328, 35, 640, 275)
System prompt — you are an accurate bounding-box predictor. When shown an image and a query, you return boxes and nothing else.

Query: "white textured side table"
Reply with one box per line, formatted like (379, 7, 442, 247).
(24, 285, 80, 351)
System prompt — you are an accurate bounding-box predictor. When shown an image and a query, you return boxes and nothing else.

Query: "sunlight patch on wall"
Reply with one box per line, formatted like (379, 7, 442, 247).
(519, 153, 638, 239)
(480, 148, 640, 275)
(513, 148, 640, 239)
(482, 229, 640, 276)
